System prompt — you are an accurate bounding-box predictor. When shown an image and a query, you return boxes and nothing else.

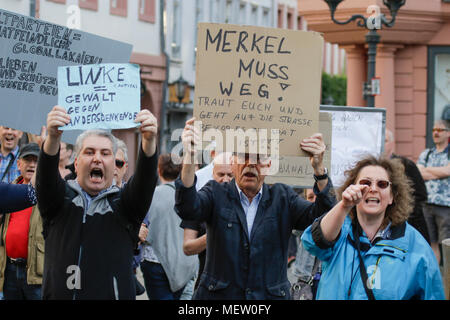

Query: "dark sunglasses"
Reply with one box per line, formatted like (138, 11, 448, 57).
(432, 128, 447, 133)
(115, 160, 125, 168)
(358, 179, 391, 189)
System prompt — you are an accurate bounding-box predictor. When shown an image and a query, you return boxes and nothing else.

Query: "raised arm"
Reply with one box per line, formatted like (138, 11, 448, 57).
(320, 184, 368, 242)
(300, 133, 328, 191)
(180, 117, 199, 188)
(120, 109, 158, 225)
(36, 106, 71, 221)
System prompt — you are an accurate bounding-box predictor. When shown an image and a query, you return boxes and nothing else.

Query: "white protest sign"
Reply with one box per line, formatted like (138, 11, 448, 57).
(58, 64, 140, 131)
(321, 105, 386, 187)
(0, 9, 132, 143)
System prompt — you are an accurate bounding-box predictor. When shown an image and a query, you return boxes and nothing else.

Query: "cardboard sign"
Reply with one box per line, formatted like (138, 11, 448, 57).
(321, 105, 386, 187)
(265, 112, 332, 187)
(58, 63, 140, 131)
(194, 23, 324, 157)
(0, 9, 132, 143)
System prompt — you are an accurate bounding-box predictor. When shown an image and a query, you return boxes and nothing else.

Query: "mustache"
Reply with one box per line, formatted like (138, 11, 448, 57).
(241, 167, 259, 178)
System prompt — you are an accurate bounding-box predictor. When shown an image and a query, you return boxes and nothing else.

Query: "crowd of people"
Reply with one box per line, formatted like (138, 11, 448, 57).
(0, 106, 448, 300)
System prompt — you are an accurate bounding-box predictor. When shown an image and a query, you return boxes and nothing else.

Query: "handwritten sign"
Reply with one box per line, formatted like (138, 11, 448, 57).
(265, 112, 332, 187)
(58, 64, 140, 131)
(194, 23, 324, 157)
(0, 9, 132, 142)
(321, 105, 386, 187)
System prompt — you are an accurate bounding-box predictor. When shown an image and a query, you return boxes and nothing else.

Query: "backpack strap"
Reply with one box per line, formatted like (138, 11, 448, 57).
(353, 221, 376, 300)
(1, 153, 17, 182)
(424, 148, 434, 167)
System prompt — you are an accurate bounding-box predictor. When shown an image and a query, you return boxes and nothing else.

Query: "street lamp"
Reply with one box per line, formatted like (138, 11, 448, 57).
(323, 0, 406, 107)
(173, 75, 188, 104)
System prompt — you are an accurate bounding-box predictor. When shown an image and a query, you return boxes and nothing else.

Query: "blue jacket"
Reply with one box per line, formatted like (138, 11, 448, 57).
(175, 178, 336, 300)
(0, 182, 36, 213)
(302, 216, 445, 300)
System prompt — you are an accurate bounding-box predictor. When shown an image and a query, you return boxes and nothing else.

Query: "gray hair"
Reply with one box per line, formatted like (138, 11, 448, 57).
(74, 130, 118, 157)
(115, 138, 128, 162)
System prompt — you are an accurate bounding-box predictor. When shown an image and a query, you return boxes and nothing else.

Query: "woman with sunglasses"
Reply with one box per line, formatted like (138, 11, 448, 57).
(301, 156, 445, 300)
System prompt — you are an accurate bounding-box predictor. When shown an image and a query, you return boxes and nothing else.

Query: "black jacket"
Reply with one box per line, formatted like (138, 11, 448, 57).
(392, 154, 430, 243)
(175, 178, 336, 300)
(36, 145, 157, 300)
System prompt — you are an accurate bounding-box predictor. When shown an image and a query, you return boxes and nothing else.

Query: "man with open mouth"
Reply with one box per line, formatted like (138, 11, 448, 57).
(175, 118, 336, 300)
(35, 105, 159, 300)
(0, 126, 23, 183)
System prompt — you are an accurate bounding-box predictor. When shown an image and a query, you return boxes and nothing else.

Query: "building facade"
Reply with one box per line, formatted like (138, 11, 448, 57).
(299, 0, 450, 161)
(1, 0, 166, 176)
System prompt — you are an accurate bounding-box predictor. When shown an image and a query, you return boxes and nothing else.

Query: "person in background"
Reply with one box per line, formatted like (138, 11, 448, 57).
(302, 155, 444, 300)
(290, 188, 322, 300)
(141, 154, 198, 300)
(58, 142, 74, 180)
(113, 139, 129, 188)
(416, 119, 450, 265)
(0, 143, 43, 300)
(180, 152, 234, 292)
(384, 129, 430, 243)
(0, 126, 23, 183)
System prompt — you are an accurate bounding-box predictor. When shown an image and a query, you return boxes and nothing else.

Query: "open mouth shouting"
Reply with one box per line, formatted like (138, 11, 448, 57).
(90, 167, 104, 184)
(365, 197, 381, 205)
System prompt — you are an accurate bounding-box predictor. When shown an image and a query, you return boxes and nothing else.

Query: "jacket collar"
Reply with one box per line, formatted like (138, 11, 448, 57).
(227, 180, 271, 242)
(67, 180, 120, 220)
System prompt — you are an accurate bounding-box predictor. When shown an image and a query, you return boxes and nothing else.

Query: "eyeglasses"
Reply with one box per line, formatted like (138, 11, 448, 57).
(115, 160, 125, 168)
(432, 128, 447, 133)
(235, 153, 269, 165)
(358, 179, 391, 189)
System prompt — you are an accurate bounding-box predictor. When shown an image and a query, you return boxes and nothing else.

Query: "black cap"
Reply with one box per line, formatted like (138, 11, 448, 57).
(19, 143, 40, 159)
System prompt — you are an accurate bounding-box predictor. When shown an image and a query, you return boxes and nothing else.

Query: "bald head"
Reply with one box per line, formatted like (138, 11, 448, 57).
(384, 129, 395, 158)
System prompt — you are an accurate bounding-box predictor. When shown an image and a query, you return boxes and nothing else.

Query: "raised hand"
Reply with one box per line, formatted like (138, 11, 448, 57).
(135, 109, 158, 157)
(341, 184, 369, 210)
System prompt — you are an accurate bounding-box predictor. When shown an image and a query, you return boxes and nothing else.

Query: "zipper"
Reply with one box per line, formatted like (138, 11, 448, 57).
(374, 243, 407, 253)
(73, 194, 88, 300)
(113, 276, 119, 300)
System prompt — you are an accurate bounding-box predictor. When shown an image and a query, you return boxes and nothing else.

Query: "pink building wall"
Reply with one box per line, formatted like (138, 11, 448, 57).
(299, 0, 450, 161)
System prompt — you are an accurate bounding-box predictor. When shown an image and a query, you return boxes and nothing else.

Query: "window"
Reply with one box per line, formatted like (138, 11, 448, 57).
(250, 5, 257, 26)
(110, 0, 127, 17)
(277, 4, 284, 28)
(427, 47, 450, 147)
(171, 0, 182, 58)
(79, 0, 98, 11)
(225, 0, 233, 24)
(139, 0, 156, 23)
(262, 7, 270, 27)
(287, 8, 294, 30)
(239, 2, 246, 24)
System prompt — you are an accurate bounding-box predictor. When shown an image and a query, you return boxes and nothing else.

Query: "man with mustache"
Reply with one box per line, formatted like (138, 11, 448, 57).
(416, 119, 450, 265)
(175, 118, 336, 300)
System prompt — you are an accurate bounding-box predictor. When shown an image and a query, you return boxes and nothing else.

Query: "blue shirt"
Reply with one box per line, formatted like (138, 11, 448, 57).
(0, 146, 20, 183)
(235, 183, 263, 236)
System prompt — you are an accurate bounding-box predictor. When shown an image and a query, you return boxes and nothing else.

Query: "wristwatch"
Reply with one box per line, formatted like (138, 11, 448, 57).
(313, 167, 328, 181)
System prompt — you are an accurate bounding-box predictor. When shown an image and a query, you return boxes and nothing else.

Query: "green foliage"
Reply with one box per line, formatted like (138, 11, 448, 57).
(321, 72, 347, 106)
